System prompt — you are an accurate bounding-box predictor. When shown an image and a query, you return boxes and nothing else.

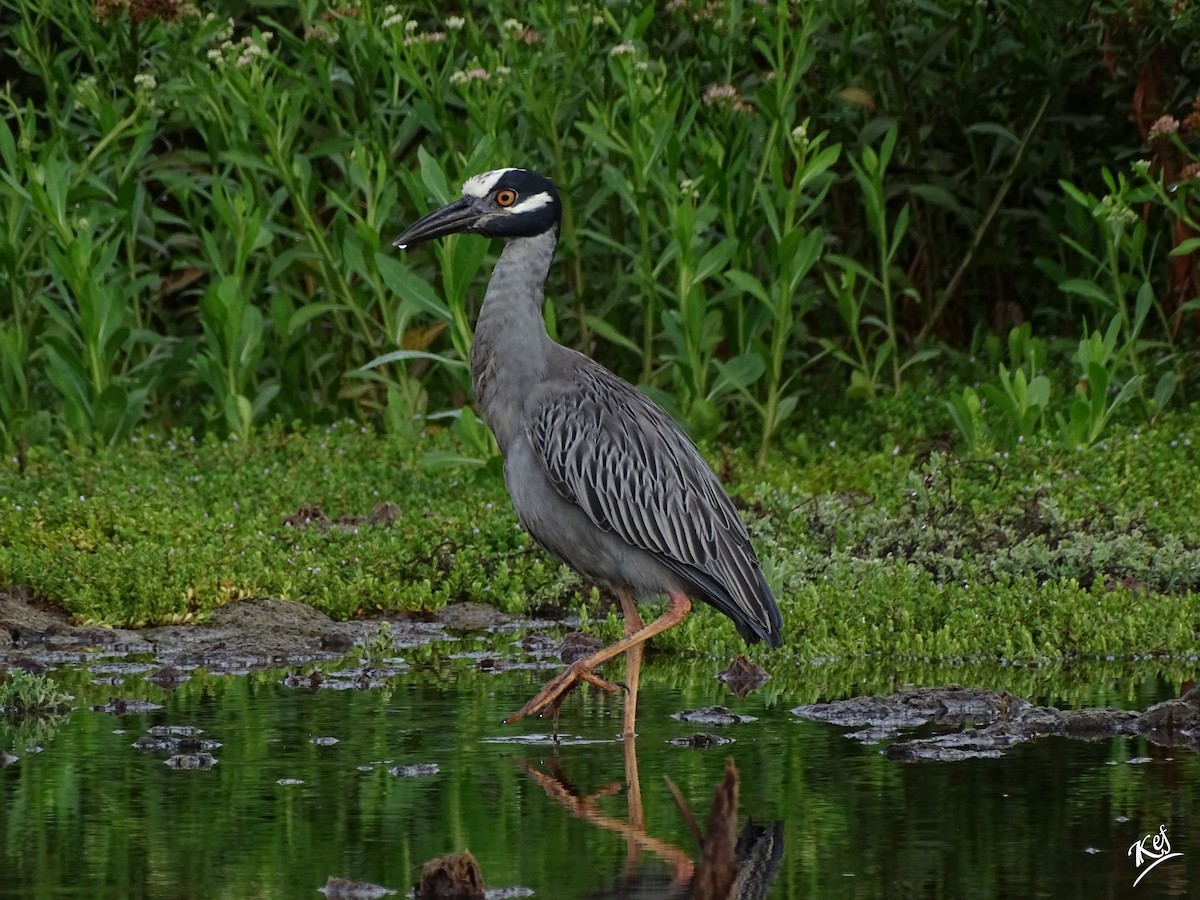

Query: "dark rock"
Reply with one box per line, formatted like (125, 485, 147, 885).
(1137, 696, 1200, 733)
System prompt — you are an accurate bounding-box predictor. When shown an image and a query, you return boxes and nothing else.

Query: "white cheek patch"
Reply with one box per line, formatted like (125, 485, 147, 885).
(508, 191, 553, 214)
(462, 168, 521, 198)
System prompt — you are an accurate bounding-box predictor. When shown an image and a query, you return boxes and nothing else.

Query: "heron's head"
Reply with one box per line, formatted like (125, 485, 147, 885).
(393, 168, 561, 249)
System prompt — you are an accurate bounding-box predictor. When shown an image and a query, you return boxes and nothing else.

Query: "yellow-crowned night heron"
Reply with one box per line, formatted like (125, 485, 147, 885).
(394, 168, 783, 736)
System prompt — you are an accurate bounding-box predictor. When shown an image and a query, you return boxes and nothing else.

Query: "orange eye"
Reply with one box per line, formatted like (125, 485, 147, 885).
(495, 188, 517, 207)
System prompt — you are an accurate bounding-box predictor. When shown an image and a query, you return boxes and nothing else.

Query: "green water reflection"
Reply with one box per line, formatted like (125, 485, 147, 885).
(1, 655, 1197, 898)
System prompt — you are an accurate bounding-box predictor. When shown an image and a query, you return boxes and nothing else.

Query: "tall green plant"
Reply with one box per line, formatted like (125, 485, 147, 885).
(822, 124, 934, 399)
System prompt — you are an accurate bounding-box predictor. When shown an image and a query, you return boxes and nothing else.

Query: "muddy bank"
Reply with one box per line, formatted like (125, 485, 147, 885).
(3, 585, 1197, 761)
(0, 586, 512, 672)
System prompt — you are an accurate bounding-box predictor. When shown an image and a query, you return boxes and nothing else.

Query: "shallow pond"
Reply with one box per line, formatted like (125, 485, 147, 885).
(1, 644, 1197, 898)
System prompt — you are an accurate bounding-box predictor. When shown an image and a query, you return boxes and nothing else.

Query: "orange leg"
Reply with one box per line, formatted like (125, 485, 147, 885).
(504, 591, 691, 728)
(513, 737, 694, 886)
(540, 669, 625, 727)
(619, 588, 644, 740)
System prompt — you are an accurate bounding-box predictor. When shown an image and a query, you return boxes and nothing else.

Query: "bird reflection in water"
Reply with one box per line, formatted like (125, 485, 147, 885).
(515, 728, 784, 900)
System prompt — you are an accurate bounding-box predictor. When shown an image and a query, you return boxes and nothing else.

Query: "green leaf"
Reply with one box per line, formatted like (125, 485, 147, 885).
(353, 349, 468, 373)
(963, 122, 1019, 144)
(1169, 236, 1200, 256)
(416, 146, 452, 204)
(724, 269, 771, 307)
(285, 303, 345, 337)
(1153, 371, 1177, 410)
(1059, 278, 1112, 308)
(691, 239, 736, 286)
(585, 315, 642, 355)
(421, 450, 485, 469)
(908, 183, 966, 217)
(376, 255, 452, 324)
(708, 353, 765, 401)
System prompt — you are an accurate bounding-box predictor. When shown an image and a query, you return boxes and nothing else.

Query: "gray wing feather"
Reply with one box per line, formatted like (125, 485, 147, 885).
(525, 360, 782, 646)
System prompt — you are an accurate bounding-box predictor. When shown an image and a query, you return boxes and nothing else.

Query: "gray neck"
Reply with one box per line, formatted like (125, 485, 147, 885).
(471, 228, 559, 452)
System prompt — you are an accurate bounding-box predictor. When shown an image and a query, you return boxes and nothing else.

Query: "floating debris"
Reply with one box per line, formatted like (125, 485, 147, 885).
(164, 752, 217, 769)
(667, 732, 735, 749)
(482, 733, 617, 747)
(278, 778, 305, 785)
(89, 662, 155, 676)
(672, 706, 757, 726)
(91, 698, 163, 715)
(145, 665, 190, 687)
(885, 744, 1004, 762)
(310, 736, 340, 746)
(132, 733, 221, 753)
(389, 763, 439, 778)
(322, 668, 399, 690)
(516, 634, 559, 655)
(281, 668, 323, 689)
(320, 875, 396, 898)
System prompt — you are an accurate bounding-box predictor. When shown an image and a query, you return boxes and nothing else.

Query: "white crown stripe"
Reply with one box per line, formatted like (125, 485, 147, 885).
(461, 168, 523, 198)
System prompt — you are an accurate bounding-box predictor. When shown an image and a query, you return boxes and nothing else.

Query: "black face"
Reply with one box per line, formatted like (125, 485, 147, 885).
(393, 168, 561, 248)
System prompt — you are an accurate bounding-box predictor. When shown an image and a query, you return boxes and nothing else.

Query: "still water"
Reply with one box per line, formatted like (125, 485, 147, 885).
(1, 651, 1196, 898)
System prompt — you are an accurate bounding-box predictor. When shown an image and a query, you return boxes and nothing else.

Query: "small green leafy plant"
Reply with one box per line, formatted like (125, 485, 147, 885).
(0, 669, 73, 718)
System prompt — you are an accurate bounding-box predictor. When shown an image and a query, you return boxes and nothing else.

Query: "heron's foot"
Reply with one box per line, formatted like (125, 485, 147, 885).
(503, 660, 625, 725)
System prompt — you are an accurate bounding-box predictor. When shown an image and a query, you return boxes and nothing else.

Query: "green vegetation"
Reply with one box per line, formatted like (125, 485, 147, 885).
(1, 407, 1197, 661)
(1, 2, 1199, 659)
(1, 0, 1199, 458)
(0, 668, 73, 718)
